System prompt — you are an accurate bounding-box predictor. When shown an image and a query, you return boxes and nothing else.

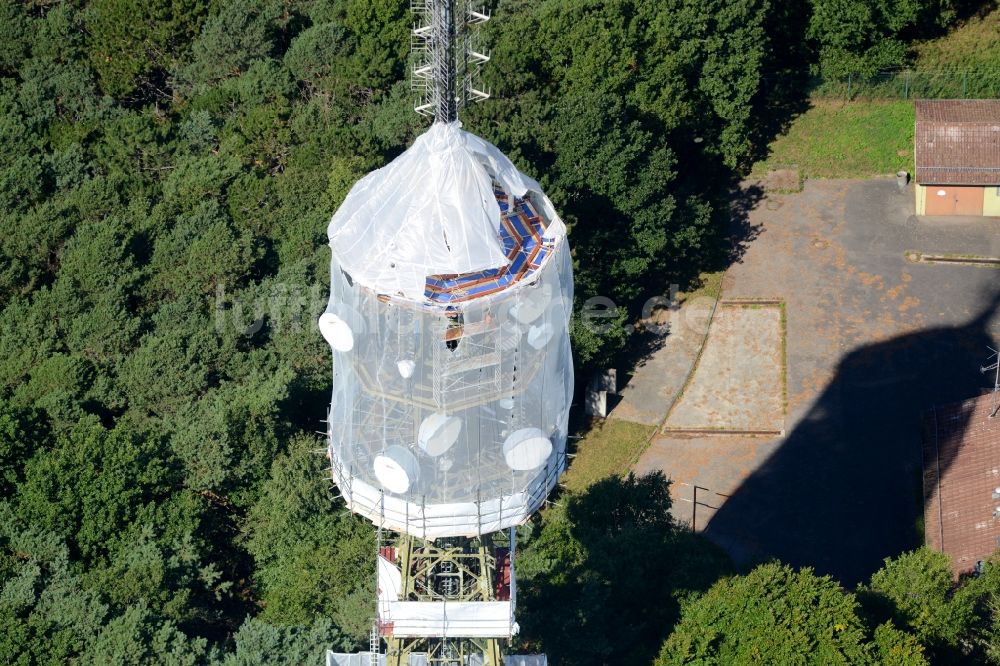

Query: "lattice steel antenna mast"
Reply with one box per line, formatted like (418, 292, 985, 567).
(412, 0, 490, 121)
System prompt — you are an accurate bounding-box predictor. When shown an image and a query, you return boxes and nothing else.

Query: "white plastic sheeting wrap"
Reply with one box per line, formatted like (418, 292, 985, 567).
(328, 122, 566, 301)
(377, 554, 402, 602)
(326, 653, 546, 666)
(326, 654, 426, 666)
(324, 122, 574, 539)
(377, 551, 516, 638)
(380, 601, 513, 638)
(327, 654, 388, 666)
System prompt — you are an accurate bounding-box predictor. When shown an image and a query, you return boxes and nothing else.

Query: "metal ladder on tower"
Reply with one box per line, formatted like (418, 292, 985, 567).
(369, 623, 380, 665)
(371, 494, 385, 666)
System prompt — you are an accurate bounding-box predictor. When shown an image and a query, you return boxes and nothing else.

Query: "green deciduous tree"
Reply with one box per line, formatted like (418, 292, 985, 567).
(341, 0, 409, 91)
(84, 0, 212, 99)
(656, 562, 927, 665)
(517, 473, 731, 665)
(150, 199, 259, 298)
(0, 505, 211, 665)
(174, 0, 284, 97)
(0, 538, 109, 664)
(221, 616, 352, 665)
(243, 434, 373, 643)
(283, 22, 354, 97)
(0, 4, 29, 76)
(808, 0, 955, 77)
(860, 547, 1000, 664)
(81, 600, 210, 665)
(0, 399, 45, 496)
(14, 416, 178, 564)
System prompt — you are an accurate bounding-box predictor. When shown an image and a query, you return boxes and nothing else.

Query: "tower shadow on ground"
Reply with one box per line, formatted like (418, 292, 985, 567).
(704, 287, 1000, 586)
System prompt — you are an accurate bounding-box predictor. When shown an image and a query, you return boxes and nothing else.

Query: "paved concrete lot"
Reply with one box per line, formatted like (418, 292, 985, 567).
(643, 179, 1000, 585)
(635, 435, 775, 531)
(609, 296, 716, 426)
(663, 303, 785, 433)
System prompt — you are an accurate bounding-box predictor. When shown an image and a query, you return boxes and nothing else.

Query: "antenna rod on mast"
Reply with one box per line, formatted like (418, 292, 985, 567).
(432, 0, 457, 122)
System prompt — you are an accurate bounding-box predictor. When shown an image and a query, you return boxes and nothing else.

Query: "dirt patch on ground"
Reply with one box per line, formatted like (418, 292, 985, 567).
(765, 169, 802, 193)
(663, 304, 785, 433)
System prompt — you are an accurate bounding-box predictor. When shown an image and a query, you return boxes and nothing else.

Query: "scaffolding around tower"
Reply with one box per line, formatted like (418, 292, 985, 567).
(378, 532, 511, 666)
(322, 121, 573, 541)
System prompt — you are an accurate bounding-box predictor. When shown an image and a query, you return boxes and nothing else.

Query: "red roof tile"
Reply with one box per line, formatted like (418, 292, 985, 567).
(922, 392, 1000, 576)
(914, 100, 1000, 186)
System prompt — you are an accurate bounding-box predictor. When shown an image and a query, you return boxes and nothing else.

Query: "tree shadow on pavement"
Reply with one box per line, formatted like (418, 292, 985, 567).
(609, 182, 766, 402)
(726, 182, 766, 267)
(704, 287, 1000, 586)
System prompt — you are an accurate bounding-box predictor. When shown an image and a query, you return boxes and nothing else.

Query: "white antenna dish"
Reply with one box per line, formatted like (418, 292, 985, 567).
(318, 312, 354, 352)
(510, 286, 551, 325)
(503, 428, 552, 471)
(418, 413, 463, 456)
(374, 446, 419, 494)
(527, 323, 555, 350)
(397, 359, 416, 378)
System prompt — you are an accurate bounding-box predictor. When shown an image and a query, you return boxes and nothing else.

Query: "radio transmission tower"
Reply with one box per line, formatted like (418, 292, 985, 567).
(322, 2, 570, 666)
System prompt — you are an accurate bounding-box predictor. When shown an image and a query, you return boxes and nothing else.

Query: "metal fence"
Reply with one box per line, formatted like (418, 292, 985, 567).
(804, 68, 1000, 101)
